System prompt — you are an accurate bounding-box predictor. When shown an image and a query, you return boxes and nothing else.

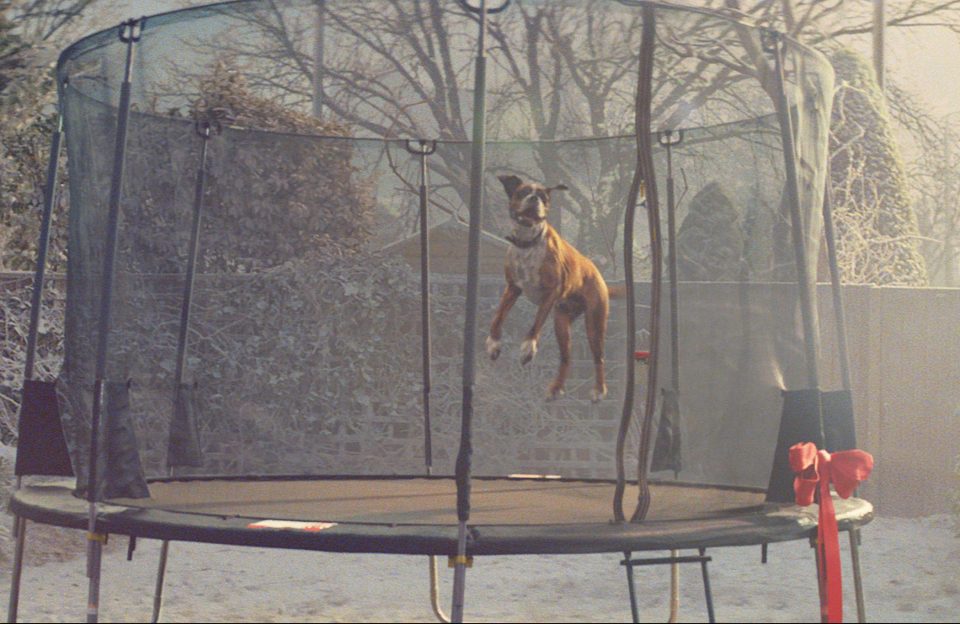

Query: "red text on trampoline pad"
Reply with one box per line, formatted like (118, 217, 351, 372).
(247, 520, 338, 532)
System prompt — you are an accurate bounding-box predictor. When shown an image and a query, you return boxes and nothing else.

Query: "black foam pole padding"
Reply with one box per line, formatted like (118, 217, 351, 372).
(15, 380, 74, 477)
(822, 389, 856, 452)
(651, 388, 681, 474)
(167, 383, 203, 468)
(102, 381, 150, 499)
(765, 389, 826, 503)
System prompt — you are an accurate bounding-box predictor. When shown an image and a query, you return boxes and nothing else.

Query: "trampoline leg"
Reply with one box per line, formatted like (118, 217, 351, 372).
(698, 548, 715, 624)
(152, 541, 170, 623)
(849, 528, 867, 623)
(7, 516, 27, 623)
(622, 552, 640, 624)
(668, 550, 680, 623)
(86, 538, 104, 623)
(450, 522, 468, 623)
(428, 556, 451, 623)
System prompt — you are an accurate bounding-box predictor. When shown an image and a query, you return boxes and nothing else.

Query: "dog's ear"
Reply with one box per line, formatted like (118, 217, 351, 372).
(547, 184, 569, 194)
(498, 174, 523, 199)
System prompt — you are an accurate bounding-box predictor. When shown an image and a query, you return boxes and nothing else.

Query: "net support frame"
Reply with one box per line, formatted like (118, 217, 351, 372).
(614, 3, 661, 524)
(84, 16, 143, 624)
(630, 3, 663, 524)
(763, 30, 823, 401)
(153, 117, 220, 624)
(821, 164, 853, 395)
(453, 0, 495, 620)
(404, 139, 451, 624)
(660, 130, 684, 617)
(7, 112, 64, 624)
(168, 120, 216, 465)
(824, 161, 866, 624)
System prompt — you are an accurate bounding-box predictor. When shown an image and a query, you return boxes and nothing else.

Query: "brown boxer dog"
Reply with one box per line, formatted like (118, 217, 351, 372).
(486, 175, 619, 402)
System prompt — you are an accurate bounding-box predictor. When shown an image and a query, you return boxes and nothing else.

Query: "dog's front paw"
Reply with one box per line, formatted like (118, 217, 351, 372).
(591, 384, 608, 403)
(520, 339, 538, 365)
(486, 336, 501, 360)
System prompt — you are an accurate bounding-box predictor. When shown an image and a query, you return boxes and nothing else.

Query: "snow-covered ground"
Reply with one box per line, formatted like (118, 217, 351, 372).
(0, 514, 956, 622)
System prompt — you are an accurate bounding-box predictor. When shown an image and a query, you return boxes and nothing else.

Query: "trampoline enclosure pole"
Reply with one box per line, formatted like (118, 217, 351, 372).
(8, 112, 64, 624)
(23, 114, 63, 382)
(171, 120, 214, 421)
(614, 8, 650, 523)
(821, 169, 853, 394)
(86, 17, 142, 624)
(154, 118, 217, 622)
(630, 3, 663, 524)
(405, 139, 450, 624)
(420, 144, 433, 472)
(764, 30, 822, 395)
(614, 4, 660, 523)
(662, 131, 681, 403)
(405, 140, 438, 473)
(453, 0, 507, 620)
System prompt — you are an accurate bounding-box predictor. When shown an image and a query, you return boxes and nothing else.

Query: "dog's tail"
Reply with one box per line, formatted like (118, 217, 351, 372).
(608, 283, 626, 299)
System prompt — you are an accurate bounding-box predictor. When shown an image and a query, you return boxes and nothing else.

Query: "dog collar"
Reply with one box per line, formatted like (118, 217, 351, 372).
(506, 227, 545, 249)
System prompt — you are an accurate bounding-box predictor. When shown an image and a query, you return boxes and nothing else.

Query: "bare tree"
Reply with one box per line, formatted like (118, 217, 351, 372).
(5, 0, 97, 41)
(0, 0, 98, 439)
(910, 116, 960, 285)
(136, 0, 958, 281)
(1, 0, 99, 271)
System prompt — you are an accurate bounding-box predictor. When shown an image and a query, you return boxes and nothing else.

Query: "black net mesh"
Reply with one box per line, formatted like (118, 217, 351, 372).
(54, 0, 834, 501)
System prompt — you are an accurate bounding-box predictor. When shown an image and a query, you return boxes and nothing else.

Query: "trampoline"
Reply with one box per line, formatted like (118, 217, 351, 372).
(11, 477, 871, 556)
(8, 1, 873, 622)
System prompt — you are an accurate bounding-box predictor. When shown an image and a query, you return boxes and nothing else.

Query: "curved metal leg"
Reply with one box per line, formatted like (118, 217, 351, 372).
(428, 556, 451, 623)
(668, 550, 680, 623)
(7, 516, 27, 623)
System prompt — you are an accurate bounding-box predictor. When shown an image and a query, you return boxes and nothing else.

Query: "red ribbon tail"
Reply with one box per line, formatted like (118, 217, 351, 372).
(818, 479, 843, 623)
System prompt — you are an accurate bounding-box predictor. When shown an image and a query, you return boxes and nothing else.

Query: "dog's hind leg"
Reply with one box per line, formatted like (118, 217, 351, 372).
(547, 309, 574, 401)
(585, 296, 609, 402)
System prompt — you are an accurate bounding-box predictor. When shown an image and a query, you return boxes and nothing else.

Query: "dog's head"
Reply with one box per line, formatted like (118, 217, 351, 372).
(497, 175, 568, 227)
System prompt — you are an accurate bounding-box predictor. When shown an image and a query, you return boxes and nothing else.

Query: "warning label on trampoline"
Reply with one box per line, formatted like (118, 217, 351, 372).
(247, 520, 338, 532)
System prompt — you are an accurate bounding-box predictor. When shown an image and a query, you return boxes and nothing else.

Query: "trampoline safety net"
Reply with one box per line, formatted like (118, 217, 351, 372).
(51, 0, 835, 508)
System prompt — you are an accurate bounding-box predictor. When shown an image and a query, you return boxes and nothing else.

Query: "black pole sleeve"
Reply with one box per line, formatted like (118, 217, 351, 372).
(821, 170, 853, 394)
(769, 32, 821, 392)
(630, 5, 663, 523)
(419, 152, 435, 471)
(665, 140, 680, 395)
(455, 50, 487, 524)
(23, 116, 63, 381)
(172, 129, 210, 391)
(88, 24, 139, 502)
(615, 6, 660, 523)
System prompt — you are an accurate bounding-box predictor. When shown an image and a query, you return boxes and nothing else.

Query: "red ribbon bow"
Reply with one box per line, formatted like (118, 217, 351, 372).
(789, 442, 873, 623)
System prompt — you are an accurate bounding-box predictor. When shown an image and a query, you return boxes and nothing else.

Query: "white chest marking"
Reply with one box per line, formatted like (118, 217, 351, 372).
(508, 240, 547, 304)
